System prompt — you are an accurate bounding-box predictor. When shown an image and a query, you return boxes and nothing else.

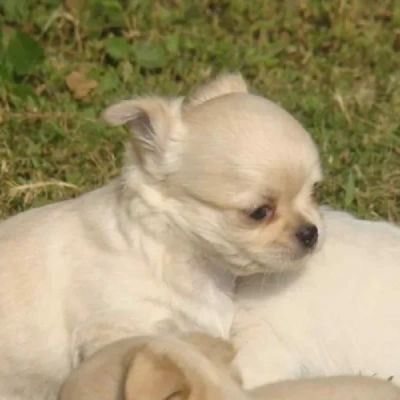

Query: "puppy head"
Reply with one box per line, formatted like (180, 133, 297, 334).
(124, 335, 244, 400)
(103, 73, 323, 275)
(177, 84, 324, 275)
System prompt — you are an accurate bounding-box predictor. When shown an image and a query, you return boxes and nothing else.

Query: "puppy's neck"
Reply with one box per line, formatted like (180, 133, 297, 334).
(116, 177, 236, 338)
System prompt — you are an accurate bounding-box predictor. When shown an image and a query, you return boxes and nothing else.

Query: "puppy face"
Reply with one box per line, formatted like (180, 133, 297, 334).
(175, 91, 323, 275)
(103, 74, 324, 276)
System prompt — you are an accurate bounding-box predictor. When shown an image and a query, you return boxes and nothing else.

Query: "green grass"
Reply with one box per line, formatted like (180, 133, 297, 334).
(0, 0, 399, 222)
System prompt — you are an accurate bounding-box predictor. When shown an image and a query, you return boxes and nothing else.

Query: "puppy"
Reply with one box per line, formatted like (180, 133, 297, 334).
(59, 333, 400, 400)
(58, 333, 239, 400)
(0, 73, 322, 399)
(233, 207, 400, 389)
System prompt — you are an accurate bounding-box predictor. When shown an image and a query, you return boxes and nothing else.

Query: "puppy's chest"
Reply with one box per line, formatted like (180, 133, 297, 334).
(165, 259, 236, 339)
(168, 284, 235, 339)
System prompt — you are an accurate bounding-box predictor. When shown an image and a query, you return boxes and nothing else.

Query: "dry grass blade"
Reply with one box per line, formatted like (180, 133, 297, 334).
(8, 181, 81, 197)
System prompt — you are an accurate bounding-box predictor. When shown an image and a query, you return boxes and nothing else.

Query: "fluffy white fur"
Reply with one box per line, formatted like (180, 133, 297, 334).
(233, 207, 400, 389)
(0, 73, 322, 399)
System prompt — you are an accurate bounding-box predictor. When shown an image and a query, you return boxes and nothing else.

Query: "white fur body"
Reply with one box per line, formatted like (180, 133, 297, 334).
(233, 208, 400, 389)
(0, 180, 235, 399)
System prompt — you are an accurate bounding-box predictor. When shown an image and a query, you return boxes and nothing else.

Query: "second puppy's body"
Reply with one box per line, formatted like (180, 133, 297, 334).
(233, 207, 400, 388)
(252, 376, 400, 400)
(60, 333, 400, 400)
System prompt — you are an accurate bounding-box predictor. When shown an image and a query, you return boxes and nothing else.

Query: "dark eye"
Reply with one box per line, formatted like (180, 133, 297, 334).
(248, 205, 275, 221)
(312, 182, 322, 201)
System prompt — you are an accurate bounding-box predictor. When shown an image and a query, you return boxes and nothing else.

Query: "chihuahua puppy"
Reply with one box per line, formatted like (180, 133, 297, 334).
(233, 208, 400, 389)
(59, 333, 241, 400)
(59, 333, 400, 400)
(0, 73, 322, 399)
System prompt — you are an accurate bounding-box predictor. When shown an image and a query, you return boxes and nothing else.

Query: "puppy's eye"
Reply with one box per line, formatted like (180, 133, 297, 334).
(248, 205, 275, 221)
(312, 182, 322, 201)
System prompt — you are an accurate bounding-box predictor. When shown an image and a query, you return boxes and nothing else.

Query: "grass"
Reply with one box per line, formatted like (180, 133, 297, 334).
(0, 0, 399, 222)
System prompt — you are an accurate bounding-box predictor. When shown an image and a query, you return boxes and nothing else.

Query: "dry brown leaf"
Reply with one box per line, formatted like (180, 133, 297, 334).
(65, 70, 98, 101)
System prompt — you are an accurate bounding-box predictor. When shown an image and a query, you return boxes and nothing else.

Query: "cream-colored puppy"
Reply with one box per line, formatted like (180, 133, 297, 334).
(59, 333, 400, 400)
(233, 208, 400, 389)
(0, 73, 322, 399)
(59, 333, 240, 400)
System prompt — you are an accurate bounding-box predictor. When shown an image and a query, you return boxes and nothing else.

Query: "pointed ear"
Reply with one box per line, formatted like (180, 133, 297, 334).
(184, 72, 248, 107)
(102, 96, 184, 151)
(102, 96, 185, 176)
(125, 348, 190, 400)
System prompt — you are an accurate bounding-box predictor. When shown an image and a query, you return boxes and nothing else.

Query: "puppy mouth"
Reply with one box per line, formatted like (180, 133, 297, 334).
(287, 238, 321, 260)
(225, 243, 312, 276)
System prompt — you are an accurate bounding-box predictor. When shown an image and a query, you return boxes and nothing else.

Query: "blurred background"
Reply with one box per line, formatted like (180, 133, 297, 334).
(0, 0, 399, 221)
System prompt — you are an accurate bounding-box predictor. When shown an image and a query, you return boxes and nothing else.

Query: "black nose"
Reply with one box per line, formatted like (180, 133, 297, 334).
(296, 224, 318, 249)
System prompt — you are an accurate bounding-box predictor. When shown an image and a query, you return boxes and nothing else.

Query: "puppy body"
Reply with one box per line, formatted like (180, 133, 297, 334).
(233, 207, 400, 389)
(251, 376, 400, 400)
(0, 153, 235, 399)
(59, 333, 400, 400)
(59, 334, 245, 400)
(0, 74, 323, 399)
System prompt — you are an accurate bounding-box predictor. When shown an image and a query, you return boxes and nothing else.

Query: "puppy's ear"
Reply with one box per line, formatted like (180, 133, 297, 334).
(125, 348, 190, 400)
(184, 73, 248, 107)
(102, 96, 185, 178)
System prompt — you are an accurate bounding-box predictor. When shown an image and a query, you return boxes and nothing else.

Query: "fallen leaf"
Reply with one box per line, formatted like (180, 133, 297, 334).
(65, 70, 98, 100)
